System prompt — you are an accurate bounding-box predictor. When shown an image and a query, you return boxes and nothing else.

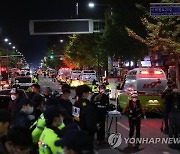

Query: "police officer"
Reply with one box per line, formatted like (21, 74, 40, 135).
(161, 81, 173, 134)
(38, 106, 64, 154)
(122, 91, 145, 149)
(73, 85, 97, 143)
(91, 85, 109, 145)
(30, 97, 65, 154)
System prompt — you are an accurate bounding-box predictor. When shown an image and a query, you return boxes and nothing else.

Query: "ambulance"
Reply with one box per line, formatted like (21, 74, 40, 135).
(116, 68, 167, 113)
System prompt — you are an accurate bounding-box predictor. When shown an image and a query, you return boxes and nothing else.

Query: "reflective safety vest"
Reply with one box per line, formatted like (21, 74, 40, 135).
(31, 113, 65, 143)
(105, 85, 111, 92)
(38, 127, 63, 154)
(92, 85, 99, 93)
(128, 100, 141, 119)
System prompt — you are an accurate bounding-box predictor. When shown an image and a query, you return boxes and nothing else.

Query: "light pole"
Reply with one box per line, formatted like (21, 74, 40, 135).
(76, 2, 79, 17)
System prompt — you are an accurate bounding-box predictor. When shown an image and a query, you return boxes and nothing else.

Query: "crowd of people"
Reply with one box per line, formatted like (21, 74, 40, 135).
(0, 83, 110, 154)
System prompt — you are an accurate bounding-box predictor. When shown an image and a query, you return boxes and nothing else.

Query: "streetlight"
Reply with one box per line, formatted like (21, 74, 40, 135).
(88, 2, 112, 15)
(12, 46, 16, 49)
(8, 42, 11, 45)
(60, 39, 64, 43)
(88, 2, 95, 8)
(4, 38, 9, 42)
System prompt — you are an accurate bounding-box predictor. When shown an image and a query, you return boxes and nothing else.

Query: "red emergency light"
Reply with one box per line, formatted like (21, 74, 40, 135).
(0, 67, 7, 72)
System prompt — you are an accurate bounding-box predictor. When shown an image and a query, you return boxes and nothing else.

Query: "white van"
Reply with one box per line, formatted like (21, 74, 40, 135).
(117, 68, 167, 113)
(80, 70, 97, 82)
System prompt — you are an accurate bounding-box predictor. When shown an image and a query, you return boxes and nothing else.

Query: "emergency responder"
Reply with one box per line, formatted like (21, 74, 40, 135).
(168, 88, 180, 138)
(30, 97, 65, 154)
(161, 80, 173, 134)
(122, 91, 145, 149)
(38, 106, 64, 154)
(91, 85, 109, 145)
(73, 85, 97, 144)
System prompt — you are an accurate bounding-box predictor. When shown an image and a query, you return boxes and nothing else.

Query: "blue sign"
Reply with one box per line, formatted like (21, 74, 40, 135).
(150, 6, 180, 16)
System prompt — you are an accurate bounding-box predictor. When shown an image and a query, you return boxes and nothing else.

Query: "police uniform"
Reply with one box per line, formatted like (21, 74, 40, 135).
(73, 98, 97, 140)
(38, 126, 63, 154)
(92, 92, 109, 143)
(31, 113, 65, 143)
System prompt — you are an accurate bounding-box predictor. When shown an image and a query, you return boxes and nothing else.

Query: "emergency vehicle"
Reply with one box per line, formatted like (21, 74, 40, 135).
(116, 68, 167, 113)
(0, 67, 10, 90)
(70, 70, 83, 87)
(57, 68, 72, 84)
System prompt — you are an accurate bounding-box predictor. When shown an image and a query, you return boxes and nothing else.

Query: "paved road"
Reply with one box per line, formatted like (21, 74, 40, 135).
(38, 76, 180, 154)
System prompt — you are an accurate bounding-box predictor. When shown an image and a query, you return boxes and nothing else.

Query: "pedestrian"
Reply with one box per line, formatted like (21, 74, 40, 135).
(8, 88, 23, 123)
(168, 88, 180, 138)
(122, 91, 145, 149)
(91, 85, 110, 145)
(28, 83, 41, 100)
(14, 98, 34, 128)
(38, 106, 64, 154)
(161, 80, 173, 134)
(73, 85, 97, 144)
(0, 109, 11, 139)
(43, 86, 53, 102)
(32, 94, 45, 121)
(0, 126, 33, 154)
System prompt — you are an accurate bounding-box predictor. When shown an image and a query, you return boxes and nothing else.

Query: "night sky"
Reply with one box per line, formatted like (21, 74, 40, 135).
(0, 0, 93, 67)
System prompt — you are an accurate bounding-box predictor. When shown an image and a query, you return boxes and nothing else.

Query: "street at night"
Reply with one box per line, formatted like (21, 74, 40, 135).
(0, 0, 180, 154)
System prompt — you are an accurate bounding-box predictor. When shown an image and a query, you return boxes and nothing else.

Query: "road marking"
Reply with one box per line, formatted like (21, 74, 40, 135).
(162, 152, 170, 154)
(117, 122, 129, 131)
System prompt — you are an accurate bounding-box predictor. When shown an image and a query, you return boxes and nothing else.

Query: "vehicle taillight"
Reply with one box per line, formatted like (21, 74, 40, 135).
(154, 71, 162, 74)
(140, 71, 149, 74)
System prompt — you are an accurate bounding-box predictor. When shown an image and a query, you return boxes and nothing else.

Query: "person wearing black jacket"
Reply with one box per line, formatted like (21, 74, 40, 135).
(58, 89, 73, 125)
(91, 85, 110, 144)
(161, 81, 173, 134)
(73, 85, 97, 143)
(14, 98, 34, 128)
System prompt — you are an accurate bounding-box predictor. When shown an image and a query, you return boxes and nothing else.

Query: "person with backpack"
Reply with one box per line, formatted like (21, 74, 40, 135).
(168, 88, 180, 138)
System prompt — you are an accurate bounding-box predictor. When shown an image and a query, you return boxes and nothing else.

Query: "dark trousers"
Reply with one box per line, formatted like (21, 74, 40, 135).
(164, 109, 169, 131)
(129, 118, 141, 144)
(169, 112, 180, 138)
(97, 115, 106, 142)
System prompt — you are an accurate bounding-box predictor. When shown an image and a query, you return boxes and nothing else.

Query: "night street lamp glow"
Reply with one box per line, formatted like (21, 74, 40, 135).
(9, 42, 12, 45)
(60, 39, 64, 43)
(4, 38, 9, 42)
(89, 2, 95, 8)
(12, 46, 16, 49)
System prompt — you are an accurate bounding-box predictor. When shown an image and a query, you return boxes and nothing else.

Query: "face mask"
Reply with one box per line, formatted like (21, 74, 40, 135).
(11, 95, 17, 101)
(132, 98, 137, 102)
(28, 107, 34, 114)
(87, 94, 92, 101)
(173, 88, 178, 93)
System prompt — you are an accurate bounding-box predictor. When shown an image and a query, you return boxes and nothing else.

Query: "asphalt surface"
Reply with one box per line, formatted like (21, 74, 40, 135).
(39, 75, 180, 154)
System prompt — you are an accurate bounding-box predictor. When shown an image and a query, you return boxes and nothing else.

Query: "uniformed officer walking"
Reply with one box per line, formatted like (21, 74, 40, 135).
(73, 85, 97, 144)
(91, 85, 109, 145)
(122, 91, 145, 149)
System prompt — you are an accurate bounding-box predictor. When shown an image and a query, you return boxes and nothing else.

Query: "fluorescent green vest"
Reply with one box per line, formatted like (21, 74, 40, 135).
(38, 127, 63, 154)
(31, 114, 65, 143)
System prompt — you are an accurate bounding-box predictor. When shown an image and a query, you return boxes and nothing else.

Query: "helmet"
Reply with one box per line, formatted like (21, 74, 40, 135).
(131, 91, 138, 98)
